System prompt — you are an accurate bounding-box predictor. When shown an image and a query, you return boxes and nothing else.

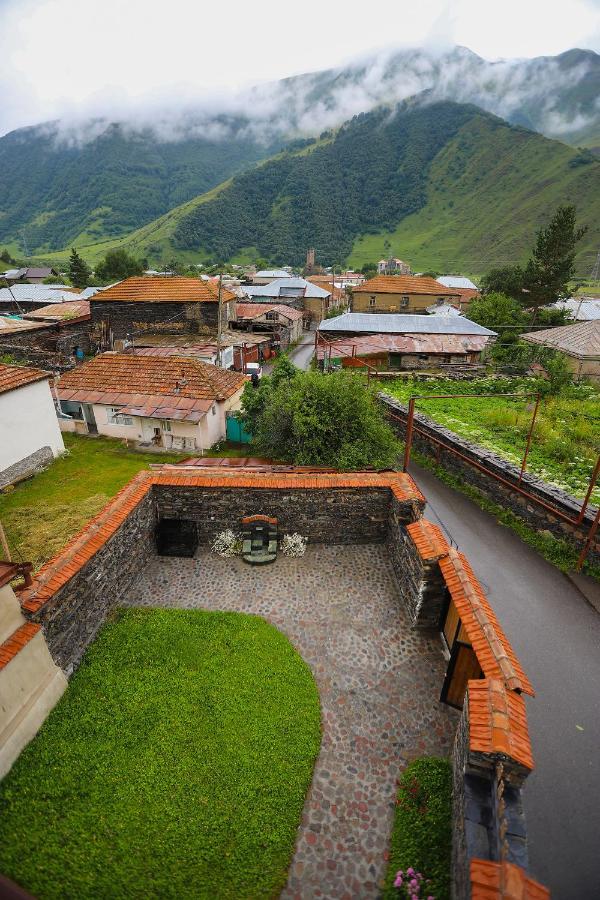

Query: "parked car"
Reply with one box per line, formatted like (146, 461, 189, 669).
(245, 362, 263, 379)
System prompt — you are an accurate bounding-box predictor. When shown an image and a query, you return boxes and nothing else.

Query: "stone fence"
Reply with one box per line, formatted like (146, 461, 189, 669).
(380, 393, 599, 568)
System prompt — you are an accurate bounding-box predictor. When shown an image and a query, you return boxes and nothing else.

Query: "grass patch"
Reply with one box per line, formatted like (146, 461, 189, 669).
(382, 757, 452, 900)
(380, 375, 600, 504)
(0, 608, 321, 899)
(412, 449, 600, 582)
(0, 434, 187, 570)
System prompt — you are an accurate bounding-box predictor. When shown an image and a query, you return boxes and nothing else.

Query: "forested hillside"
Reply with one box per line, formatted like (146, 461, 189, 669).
(170, 100, 600, 270)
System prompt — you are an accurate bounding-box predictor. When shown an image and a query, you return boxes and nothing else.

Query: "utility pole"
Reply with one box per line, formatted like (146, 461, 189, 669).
(216, 271, 223, 367)
(590, 250, 600, 283)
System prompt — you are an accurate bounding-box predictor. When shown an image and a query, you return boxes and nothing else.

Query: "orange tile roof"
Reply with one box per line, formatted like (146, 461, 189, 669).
(470, 860, 549, 899)
(57, 353, 247, 403)
(0, 622, 41, 670)
(352, 275, 462, 296)
(468, 679, 534, 771)
(24, 300, 90, 321)
(406, 518, 450, 561)
(0, 362, 50, 396)
(20, 469, 423, 612)
(439, 550, 534, 696)
(91, 276, 235, 304)
(235, 303, 304, 321)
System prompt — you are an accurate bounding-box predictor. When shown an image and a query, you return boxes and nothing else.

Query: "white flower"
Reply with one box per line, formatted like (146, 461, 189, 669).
(281, 533, 307, 557)
(211, 530, 242, 557)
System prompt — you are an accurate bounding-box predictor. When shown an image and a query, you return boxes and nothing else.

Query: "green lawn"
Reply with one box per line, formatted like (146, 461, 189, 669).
(0, 434, 251, 572)
(380, 376, 600, 503)
(382, 758, 453, 900)
(0, 608, 321, 899)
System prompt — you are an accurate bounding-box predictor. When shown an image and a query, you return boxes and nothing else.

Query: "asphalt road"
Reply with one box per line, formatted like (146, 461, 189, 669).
(286, 336, 315, 370)
(410, 463, 600, 899)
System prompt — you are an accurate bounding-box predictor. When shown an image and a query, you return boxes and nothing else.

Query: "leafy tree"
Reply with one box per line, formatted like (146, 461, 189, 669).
(467, 292, 528, 339)
(68, 247, 92, 289)
(240, 355, 298, 436)
(43, 275, 65, 284)
(480, 265, 526, 300)
(95, 248, 144, 283)
(523, 205, 587, 322)
(241, 366, 400, 469)
(489, 341, 572, 393)
(360, 262, 378, 276)
(0, 249, 14, 264)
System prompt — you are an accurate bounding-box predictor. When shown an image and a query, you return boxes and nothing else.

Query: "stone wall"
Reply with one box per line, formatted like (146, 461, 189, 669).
(380, 394, 600, 567)
(25, 493, 156, 673)
(153, 485, 413, 544)
(0, 446, 55, 489)
(91, 300, 220, 342)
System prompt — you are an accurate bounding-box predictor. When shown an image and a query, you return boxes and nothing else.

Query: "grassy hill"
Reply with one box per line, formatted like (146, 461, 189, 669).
(28, 101, 600, 276)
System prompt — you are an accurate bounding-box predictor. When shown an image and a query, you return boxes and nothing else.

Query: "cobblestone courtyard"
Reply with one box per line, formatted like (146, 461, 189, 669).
(124, 544, 456, 898)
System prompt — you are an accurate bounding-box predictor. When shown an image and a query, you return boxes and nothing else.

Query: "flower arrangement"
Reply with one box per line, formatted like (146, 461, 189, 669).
(281, 533, 307, 557)
(211, 530, 242, 557)
(394, 868, 433, 900)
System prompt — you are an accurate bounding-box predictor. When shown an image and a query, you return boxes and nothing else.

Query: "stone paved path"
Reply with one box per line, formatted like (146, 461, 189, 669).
(124, 545, 456, 898)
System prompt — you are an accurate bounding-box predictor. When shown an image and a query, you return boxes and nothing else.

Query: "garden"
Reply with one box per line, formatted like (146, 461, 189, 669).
(379, 375, 600, 504)
(0, 608, 321, 899)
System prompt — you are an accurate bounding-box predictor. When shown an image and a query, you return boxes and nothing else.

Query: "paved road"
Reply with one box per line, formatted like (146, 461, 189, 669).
(287, 335, 315, 370)
(410, 463, 600, 899)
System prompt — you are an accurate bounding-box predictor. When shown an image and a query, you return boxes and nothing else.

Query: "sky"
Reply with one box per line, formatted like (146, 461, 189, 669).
(0, 0, 598, 136)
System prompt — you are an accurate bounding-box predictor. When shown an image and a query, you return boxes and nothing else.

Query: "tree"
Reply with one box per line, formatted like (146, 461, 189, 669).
(0, 249, 13, 265)
(241, 366, 400, 470)
(360, 262, 377, 276)
(480, 265, 526, 300)
(240, 355, 298, 436)
(467, 292, 528, 340)
(68, 248, 92, 289)
(95, 248, 144, 283)
(523, 205, 587, 322)
(43, 275, 65, 284)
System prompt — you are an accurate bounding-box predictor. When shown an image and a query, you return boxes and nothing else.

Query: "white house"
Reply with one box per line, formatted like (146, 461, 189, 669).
(56, 352, 248, 452)
(0, 363, 65, 488)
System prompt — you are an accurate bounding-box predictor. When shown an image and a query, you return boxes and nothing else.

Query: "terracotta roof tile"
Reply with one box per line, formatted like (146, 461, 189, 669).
(0, 362, 51, 396)
(24, 300, 90, 321)
(57, 353, 247, 404)
(468, 679, 534, 770)
(406, 519, 451, 561)
(439, 550, 534, 696)
(470, 860, 549, 899)
(235, 303, 304, 321)
(91, 276, 235, 304)
(0, 622, 41, 670)
(352, 275, 462, 296)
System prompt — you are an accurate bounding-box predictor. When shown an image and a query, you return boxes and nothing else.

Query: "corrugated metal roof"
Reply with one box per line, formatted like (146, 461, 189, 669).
(437, 275, 478, 290)
(316, 332, 489, 359)
(550, 299, 600, 321)
(522, 320, 600, 358)
(244, 278, 330, 299)
(0, 285, 82, 304)
(319, 312, 496, 336)
(254, 270, 292, 279)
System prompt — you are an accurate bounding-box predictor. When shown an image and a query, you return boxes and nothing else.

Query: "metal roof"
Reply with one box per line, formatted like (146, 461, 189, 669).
(0, 285, 82, 304)
(550, 299, 600, 321)
(244, 278, 330, 299)
(318, 312, 496, 336)
(437, 275, 479, 290)
(254, 269, 292, 279)
(522, 321, 600, 358)
(316, 333, 489, 359)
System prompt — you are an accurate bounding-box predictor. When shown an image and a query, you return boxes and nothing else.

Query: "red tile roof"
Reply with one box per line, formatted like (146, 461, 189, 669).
(91, 276, 236, 304)
(235, 303, 304, 321)
(20, 470, 424, 612)
(0, 362, 51, 396)
(0, 622, 41, 670)
(352, 275, 462, 296)
(406, 519, 450, 561)
(57, 353, 247, 404)
(470, 860, 549, 899)
(468, 678, 534, 770)
(24, 300, 90, 321)
(439, 550, 534, 696)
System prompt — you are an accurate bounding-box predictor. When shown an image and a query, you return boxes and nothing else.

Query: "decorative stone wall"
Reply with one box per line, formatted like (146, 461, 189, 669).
(380, 394, 600, 567)
(387, 503, 447, 627)
(153, 486, 413, 544)
(91, 300, 220, 342)
(25, 493, 156, 673)
(0, 446, 55, 489)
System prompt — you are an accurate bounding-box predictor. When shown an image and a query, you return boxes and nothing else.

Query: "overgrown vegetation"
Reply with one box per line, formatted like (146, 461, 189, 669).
(380, 376, 600, 503)
(382, 758, 453, 900)
(0, 608, 321, 899)
(242, 356, 400, 468)
(0, 434, 186, 570)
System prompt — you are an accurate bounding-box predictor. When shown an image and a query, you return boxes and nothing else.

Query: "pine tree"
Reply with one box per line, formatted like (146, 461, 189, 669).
(523, 206, 587, 322)
(68, 248, 92, 289)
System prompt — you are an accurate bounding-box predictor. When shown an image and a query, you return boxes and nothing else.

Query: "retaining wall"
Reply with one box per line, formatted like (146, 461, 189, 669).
(380, 394, 599, 567)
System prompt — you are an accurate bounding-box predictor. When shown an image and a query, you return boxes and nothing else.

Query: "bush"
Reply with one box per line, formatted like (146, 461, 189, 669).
(382, 758, 453, 900)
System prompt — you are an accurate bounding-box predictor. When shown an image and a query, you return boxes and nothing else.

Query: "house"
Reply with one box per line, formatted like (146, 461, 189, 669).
(377, 258, 411, 275)
(306, 276, 347, 306)
(56, 352, 247, 451)
(435, 276, 480, 311)
(0, 363, 65, 488)
(89, 277, 237, 349)
(350, 276, 462, 314)
(521, 320, 600, 383)
(243, 277, 332, 323)
(251, 269, 294, 285)
(1, 267, 58, 285)
(0, 284, 81, 314)
(232, 303, 304, 348)
(549, 298, 600, 321)
(130, 329, 273, 372)
(132, 342, 235, 370)
(0, 301, 91, 368)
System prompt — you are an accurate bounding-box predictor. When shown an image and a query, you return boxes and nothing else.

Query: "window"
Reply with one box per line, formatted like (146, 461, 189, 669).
(107, 406, 133, 426)
(265, 311, 279, 321)
(369, 296, 376, 307)
(401, 296, 409, 308)
(211, 404, 216, 416)
(162, 420, 172, 432)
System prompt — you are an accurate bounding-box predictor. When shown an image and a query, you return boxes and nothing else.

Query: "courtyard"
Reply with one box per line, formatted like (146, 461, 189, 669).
(124, 543, 457, 897)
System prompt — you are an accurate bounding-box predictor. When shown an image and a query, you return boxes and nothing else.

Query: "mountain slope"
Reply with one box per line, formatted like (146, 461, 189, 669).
(0, 45, 598, 256)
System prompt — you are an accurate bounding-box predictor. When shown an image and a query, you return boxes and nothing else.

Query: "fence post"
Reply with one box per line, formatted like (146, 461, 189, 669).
(402, 398, 416, 472)
(518, 392, 540, 483)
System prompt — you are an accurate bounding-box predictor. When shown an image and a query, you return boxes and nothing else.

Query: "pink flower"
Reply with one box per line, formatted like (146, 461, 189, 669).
(407, 867, 415, 876)
(394, 873, 403, 888)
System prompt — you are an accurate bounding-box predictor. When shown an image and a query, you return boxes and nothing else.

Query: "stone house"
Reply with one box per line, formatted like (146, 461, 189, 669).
(0, 302, 91, 370)
(351, 275, 462, 314)
(522, 320, 600, 383)
(242, 277, 334, 323)
(56, 352, 247, 452)
(231, 303, 304, 349)
(0, 363, 65, 488)
(377, 257, 411, 275)
(90, 276, 236, 349)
